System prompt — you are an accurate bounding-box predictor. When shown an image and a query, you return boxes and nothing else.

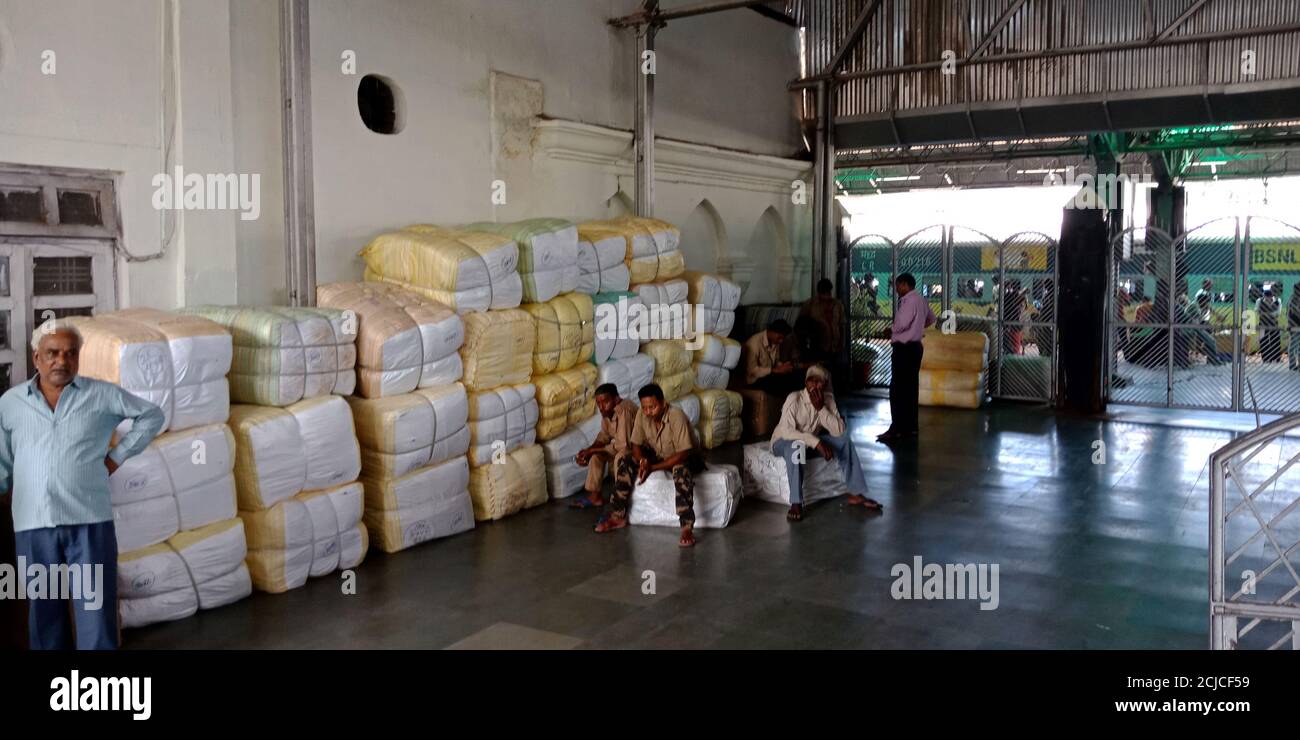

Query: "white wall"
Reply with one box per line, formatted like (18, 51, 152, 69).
(1, 0, 810, 310)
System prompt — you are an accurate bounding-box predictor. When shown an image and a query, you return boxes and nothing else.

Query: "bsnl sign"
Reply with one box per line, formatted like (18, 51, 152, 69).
(1251, 245, 1300, 272)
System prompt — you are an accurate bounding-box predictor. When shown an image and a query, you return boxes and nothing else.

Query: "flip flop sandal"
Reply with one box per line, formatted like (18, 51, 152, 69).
(568, 495, 603, 510)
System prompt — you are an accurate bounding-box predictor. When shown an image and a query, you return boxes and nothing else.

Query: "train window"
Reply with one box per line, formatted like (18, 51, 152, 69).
(922, 282, 943, 298)
(957, 278, 985, 299)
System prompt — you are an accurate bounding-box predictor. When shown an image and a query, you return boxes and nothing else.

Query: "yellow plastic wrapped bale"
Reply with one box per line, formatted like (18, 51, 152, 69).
(920, 330, 989, 372)
(696, 389, 743, 449)
(468, 450, 528, 521)
(532, 363, 598, 440)
(644, 339, 690, 375)
(655, 368, 694, 402)
(239, 497, 312, 593)
(581, 216, 683, 284)
(459, 309, 535, 391)
(359, 226, 523, 312)
(919, 387, 983, 409)
(919, 368, 984, 392)
(512, 444, 548, 509)
(564, 362, 598, 426)
(317, 282, 464, 398)
(522, 292, 593, 375)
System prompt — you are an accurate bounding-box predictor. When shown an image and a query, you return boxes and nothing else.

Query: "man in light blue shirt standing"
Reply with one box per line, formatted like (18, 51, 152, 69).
(0, 320, 165, 649)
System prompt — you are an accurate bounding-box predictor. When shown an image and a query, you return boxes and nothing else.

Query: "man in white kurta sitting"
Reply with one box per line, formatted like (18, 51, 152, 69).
(770, 364, 882, 521)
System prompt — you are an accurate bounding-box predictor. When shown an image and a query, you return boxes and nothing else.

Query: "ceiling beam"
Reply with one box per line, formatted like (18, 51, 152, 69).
(967, 0, 1027, 61)
(610, 0, 777, 28)
(1155, 0, 1213, 42)
(823, 0, 885, 77)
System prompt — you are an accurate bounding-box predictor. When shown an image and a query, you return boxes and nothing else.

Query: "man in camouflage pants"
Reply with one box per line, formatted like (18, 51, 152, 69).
(595, 383, 704, 547)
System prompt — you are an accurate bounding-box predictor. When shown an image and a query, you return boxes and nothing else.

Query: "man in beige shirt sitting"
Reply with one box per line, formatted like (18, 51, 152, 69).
(595, 383, 705, 547)
(744, 319, 804, 396)
(771, 365, 882, 521)
(571, 383, 638, 511)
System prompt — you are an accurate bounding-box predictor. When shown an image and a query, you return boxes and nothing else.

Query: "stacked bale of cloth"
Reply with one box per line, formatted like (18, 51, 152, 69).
(229, 396, 366, 593)
(671, 394, 701, 428)
(347, 383, 474, 554)
(578, 216, 684, 286)
(533, 363, 598, 441)
(692, 334, 741, 390)
(178, 305, 356, 406)
(540, 413, 602, 500)
(359, 225, 523, 312)
(591, 290, 643, 364)
(632, 278, 691, 343)
(522, 292, 594, 376)
(575, 222, 631, 294)
(597, 353, 655, 400)
(71, 311, 248, 629)
(919, 329, 989, 409)
(316, 282, 464, 397)
(112, 424, 251, 628)
(628, 464, 742, 529)
(467, 443, 547, 521)
(459, 309, 535, 392)
(695, 389, 743, 449)
(643, 339, 693, 401)
(466, 384, 538, 466)
(68, 310, 233, 432)
(464, 218, 579, 304)
(684, 271, 741, 337)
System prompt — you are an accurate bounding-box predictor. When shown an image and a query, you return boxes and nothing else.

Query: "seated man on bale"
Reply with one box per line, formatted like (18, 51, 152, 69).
(770, 364, 882, 522)
(595, 383, 705, 548)
(744, 319, 805, 396)
(570, 383, 638, 510)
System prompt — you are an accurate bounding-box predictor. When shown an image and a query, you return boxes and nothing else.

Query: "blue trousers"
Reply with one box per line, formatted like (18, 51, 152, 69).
(13, 521, 118, 650)
(772, 432, 869, 505)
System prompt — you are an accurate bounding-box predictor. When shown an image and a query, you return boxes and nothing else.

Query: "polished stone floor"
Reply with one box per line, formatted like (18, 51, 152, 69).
(126, 396, 1246, 650)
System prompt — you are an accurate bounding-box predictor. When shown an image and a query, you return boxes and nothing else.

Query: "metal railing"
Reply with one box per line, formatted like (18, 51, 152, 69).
(1209, 411, 1300, 649)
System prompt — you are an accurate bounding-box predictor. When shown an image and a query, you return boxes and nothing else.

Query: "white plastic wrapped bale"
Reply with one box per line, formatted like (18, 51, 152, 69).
(285, 396, 363, 492)
(459, 308, 535, 392)
(692, 334, 741, 390)
(575, 224, 631, 294)
(66, 316, 175, 432)
(110, 423, 238, 552)
(464, 218, 579, 304)
(117, 518, 251, 629)
(362, 456, 474, 553)
(179, 305, 356, 406)
(591, 291, 642, 364)
(295, 483, 368, 577)
(360, 226, 523, 312)
(467, 384, 538, 466)
(347, 383, 470, 479)
(683, 272, 742, 337)
(742, 442, 848, 506)
(628, 463, 741, 529)
(633, 279, 691, 343)
(240, 481, 365, 593)
(589, 216, 685, 284)
(542, 413, 601, 500)
(671, 394, 701, 427)
(101, 308, 233, 430)
(317, 281, 464, 398)
(696, 389, 743, 449)
(523, 293, 595, 375)
(644, 339, 694, 401)
(467, 443, 545, 521)
(597, 353, 656, 400)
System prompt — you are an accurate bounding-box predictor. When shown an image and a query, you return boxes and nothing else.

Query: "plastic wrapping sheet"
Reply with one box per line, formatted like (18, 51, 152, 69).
(523, 293, 594, 375)
(467, 384, 539, 465)
(463, 218, 579, 304)
(628, 463, 741, 529)
(591, 291, 643, 364)
(597, 352, 656, 400)
(117, 518, 250, 629)
(362, 456, 475, 553)
(541, 413, 601, 499)
(920, 329, 989, 372)
(575, 226, 631, 294)
(287, 396, 362, 492)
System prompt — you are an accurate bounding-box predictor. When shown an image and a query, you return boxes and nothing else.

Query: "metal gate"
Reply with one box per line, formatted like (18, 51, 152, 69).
(847, 225, 1059, 403)
(1108, 216, 1300, 414)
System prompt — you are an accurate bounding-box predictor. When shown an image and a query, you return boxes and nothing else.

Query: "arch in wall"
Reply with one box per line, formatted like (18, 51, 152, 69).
(744, 206, 792, 303)
(680, 198, 727, 273)
(605, 189, 634, 218)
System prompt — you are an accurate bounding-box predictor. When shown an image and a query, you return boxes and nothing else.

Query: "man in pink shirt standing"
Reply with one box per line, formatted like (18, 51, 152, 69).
(879, 273, 935, 442)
